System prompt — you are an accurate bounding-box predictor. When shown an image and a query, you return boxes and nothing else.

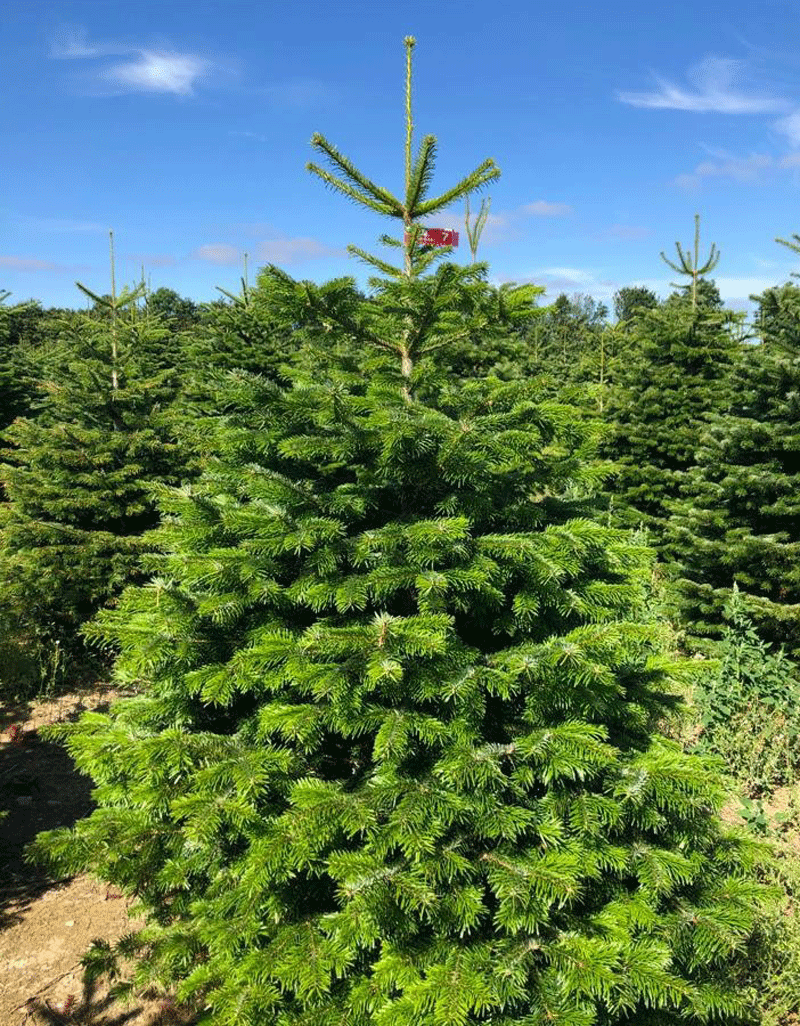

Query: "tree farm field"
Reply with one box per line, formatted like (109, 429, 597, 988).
(5, 17, 800, 1026)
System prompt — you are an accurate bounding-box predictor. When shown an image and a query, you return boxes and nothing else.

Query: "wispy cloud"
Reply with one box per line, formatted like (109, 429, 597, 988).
(670, 142, 800, 190)
(192, 244, 242, 266)
(0, 255, 87, 273)
(50, 26, 214, 96)
(508, 266, 619, 302)
(257, 236, 341, 264)
(520, 200, 573, 217)
(100, 52, 211, 96)
(19, 215, 107, 234)
(774, 109, 800, 146)
(194, 235, 340, 267)
(50, 26, 123, 59)
(616, 56, 788, 114)
(673, 147, 774, 189)
(479, 200, 573, 245)
(229, 130, 269, 143)
(121, 252, 177, 268)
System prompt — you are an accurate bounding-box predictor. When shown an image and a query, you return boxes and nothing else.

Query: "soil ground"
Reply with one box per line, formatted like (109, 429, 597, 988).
(1, 686, 197, 1025)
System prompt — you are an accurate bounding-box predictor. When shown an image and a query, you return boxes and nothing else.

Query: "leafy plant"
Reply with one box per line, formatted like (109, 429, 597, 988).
(694, 586, 800, 796)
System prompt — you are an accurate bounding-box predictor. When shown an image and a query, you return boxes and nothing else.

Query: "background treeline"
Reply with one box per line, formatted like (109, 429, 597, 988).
(3, 238, 798, 693)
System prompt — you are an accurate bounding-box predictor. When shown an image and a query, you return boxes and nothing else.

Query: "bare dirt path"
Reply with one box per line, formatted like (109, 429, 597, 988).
(1, 687, 196, 1025)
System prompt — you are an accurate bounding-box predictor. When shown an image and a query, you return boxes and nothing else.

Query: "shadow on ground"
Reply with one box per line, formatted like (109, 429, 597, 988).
(17, 987, 196, 1025)
(0, 691, 111, 930)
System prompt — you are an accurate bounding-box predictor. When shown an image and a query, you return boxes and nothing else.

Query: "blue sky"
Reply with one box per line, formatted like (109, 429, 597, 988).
(4, 0, 800, 318)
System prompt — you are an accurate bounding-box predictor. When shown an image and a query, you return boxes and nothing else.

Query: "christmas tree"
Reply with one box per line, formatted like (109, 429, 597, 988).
(0, 235, 185, 684)
(667, 280, 800, 652)
(30, 39, 763, 1025)
(605, 220, 742, 538)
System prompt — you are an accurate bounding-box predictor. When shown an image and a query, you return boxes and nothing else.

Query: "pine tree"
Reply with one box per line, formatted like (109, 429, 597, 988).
(667, 279, 800, 652)
(29, 38, 764, 1026)
(0, 236, 185, 681)
(605, 223, 742, 538)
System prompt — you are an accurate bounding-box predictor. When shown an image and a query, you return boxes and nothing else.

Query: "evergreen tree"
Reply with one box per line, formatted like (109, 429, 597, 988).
(521, 293, 609, 388)
(664, 278, 726, 314)
(613, 286, 659, 327)
(146, 287, 202, 333)
(667, 280, 800, 652)
(0, 237, 185, 681)
(0, 295, 71, 434)
(30, 38, 763, 1026)
(604, 223, 742, 538)
(660, 215, 720, 313)
(0, 291, 23, 432)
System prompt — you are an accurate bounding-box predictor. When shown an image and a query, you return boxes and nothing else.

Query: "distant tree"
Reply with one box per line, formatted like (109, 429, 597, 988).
(660, 214, 720, 312)
(146, 287, 201, 332)
(605, 301, 741, 537)
(521, 292, 609, 389)
(613, 285, 658, 326)
(664, 277, 725, 313)
(667, 281, 800, 653)
(0, 238, 185, 685)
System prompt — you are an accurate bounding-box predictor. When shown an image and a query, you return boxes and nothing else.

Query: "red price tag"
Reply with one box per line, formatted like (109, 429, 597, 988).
(405, 228, 459, 247)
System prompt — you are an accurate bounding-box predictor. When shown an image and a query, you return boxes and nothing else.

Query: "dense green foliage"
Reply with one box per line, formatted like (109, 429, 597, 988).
(605, 303, 742, 535)
(668, 284, 800, 652)
(14, 36, 779, 1026)
(6, 35, 800, 1026)
(0, 296, 185, 691)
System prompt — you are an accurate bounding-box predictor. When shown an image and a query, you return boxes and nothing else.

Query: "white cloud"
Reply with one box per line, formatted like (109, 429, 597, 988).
(775, 109, 800, 147)
(100, 52, 211, 96)
(617, 56, 788, 114)
(477, 200, 573, 245)
(257, 236, 339, 264)
(193, 244, 241, 265)
(193, 233, 339, 267)
(513, 267, 620, 302)
(673, 148, 774, 190)
(715, 275, 781, 300)
(50, 26, 213, 96)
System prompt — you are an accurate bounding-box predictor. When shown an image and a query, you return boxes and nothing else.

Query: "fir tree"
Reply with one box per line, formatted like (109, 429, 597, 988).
(0, 236, 185, 678)
(30, 38, 763, 1026)
(667, 280, 800, 652)
(605, 224, 742, 538)
(660, 215, 720, 313)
